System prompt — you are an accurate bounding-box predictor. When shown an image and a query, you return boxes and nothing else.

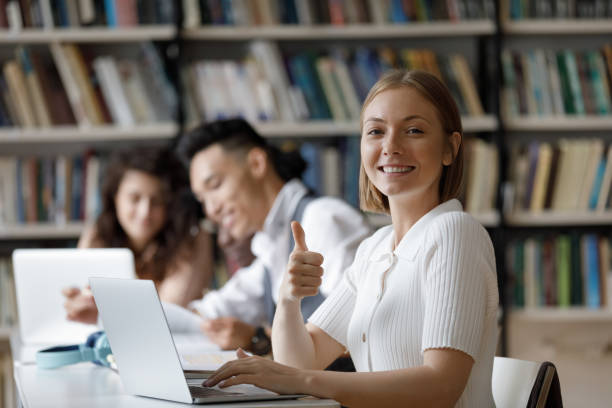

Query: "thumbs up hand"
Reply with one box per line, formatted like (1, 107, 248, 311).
(279, 221, 325, 304)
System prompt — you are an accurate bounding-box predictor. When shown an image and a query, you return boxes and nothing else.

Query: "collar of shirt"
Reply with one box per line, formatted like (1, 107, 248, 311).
(368, 199, 463, 264)
(251, 179, 309, 267)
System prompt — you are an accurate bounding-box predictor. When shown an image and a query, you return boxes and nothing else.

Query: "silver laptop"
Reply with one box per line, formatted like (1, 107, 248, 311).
(89, 277, 306, 404)
(12, 248, 135, 345)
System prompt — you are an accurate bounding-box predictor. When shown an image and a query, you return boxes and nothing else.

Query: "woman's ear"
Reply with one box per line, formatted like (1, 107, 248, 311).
(443, 131, 462, 166)
(246, 147, 268, 179)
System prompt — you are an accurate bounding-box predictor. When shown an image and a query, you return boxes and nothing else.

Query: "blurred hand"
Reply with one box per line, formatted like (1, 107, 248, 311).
(200, 317, 256, 350)
(279, 221, 324, 304)
(204, 348, 308, 395)
(217, 227, 256, 269)
(62, 286, 98, 324)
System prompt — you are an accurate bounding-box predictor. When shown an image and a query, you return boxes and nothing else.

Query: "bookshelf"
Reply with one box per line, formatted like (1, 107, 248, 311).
(499, 4, 612, 404)
(0, 123, 178, 144)
(0, 26, 177, 43)
(502, 19, 612, 35)
(503, 116, 612, 131)
(508, 308, 612, 323)
(505, 211, 612, 226)
(0, 223, 83, 240)
(182, 20, 495, 40)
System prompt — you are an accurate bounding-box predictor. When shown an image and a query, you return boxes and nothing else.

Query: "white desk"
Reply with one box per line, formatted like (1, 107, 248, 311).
(11, 334, 339, 408)
(13, 363, 339, 408)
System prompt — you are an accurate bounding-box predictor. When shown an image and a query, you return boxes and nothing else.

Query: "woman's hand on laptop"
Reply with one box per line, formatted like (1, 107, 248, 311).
(62, 286, 99, 324)
(280, 221, 324, 305)
(203, 348, 310, 395)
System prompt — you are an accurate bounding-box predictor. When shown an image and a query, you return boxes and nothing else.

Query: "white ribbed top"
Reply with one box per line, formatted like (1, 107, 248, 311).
(309, 199, 499, 407)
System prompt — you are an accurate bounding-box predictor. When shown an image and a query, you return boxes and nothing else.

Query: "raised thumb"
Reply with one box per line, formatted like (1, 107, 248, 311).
(291, 221, 308, 251)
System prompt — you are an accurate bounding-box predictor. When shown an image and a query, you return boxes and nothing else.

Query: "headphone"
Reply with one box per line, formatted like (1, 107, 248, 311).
(36, 331, 115, 369)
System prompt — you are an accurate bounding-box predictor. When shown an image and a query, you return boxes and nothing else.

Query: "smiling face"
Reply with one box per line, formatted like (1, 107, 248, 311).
(189, 144, 269, 240)
(114, 170, 167, 250)
(361, 86, 456, 207)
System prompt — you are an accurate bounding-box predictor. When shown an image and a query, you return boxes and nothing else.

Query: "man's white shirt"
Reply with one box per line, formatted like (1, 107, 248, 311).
(188, 179, 373, 326)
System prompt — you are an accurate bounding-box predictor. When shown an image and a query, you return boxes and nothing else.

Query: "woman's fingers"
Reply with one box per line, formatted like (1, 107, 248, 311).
(204, 357, 259, 387)
(288, 274, 322, 288)
(218, 374, 259, 388)
(290, 251, 324, 266)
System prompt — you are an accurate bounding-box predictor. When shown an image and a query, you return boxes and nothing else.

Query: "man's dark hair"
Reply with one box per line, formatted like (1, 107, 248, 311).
(177, 118, 307, 182)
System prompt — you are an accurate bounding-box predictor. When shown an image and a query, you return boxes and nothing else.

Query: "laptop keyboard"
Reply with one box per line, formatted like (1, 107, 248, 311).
(189, 386, 244, 398)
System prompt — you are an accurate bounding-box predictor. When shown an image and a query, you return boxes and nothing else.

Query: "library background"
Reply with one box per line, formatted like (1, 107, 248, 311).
(0, 0, 611, 406)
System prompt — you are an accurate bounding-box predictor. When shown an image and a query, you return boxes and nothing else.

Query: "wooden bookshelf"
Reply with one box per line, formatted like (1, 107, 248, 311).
(503, 116, 612, 131)
(508, 308, 612, 323)
(0, 223, 84, 239)
(251, 115, 498, 137)
(505, 211, 612, 226)
(0, 26, 176, 43)
(182, 20, 495, 41)
(367, 210, 500, 228)
(0, 123, 178, 144)
(502, 19, 612, 35)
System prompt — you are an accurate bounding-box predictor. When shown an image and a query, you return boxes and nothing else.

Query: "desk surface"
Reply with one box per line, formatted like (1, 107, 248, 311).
(12, 333, 339, 408)
(14, 363, 339, 408)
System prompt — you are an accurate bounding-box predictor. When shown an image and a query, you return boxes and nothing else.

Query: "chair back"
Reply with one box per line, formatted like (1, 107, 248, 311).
(492, 357, 563, 408)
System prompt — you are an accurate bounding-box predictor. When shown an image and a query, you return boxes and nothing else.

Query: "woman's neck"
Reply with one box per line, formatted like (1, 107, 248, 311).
(389, 191, 441, 250)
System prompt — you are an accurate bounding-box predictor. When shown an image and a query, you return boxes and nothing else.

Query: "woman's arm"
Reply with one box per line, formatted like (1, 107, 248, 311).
(205, 348, 473, 408)
(271, 222, 345, 369)
(157, 229, 214, 307)
(77, 224, 97, 248)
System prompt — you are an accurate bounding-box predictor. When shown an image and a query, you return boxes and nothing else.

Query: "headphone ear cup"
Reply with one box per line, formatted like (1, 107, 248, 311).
(93, 332, 113, 368)
(85, 330, 104, 348)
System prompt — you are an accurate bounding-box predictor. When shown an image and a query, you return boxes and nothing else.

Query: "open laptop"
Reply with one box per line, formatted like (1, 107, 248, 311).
(12, 248, 135, 346)
(89, 277, 307, 404)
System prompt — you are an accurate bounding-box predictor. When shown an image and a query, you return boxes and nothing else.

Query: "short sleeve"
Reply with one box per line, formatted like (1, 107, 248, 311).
(421, 213, 495, 359)
(307, 274, 356, 347)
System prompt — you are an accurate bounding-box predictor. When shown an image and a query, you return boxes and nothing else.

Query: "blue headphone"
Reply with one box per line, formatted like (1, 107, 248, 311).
(36, 331, 114, 369)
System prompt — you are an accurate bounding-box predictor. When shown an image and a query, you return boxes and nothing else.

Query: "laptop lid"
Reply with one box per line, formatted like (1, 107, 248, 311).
(12, 248, 135, 345)
(90, 278, 308, 405)
(90, 277, 194, 403)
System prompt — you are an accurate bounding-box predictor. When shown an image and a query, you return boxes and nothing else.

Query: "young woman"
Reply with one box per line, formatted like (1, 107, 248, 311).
(63, 147, 214, 324)
(203, 70, 499, 407)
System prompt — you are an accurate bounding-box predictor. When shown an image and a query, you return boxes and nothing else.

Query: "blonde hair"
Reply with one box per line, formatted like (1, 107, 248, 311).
(359, 70, 464, 214)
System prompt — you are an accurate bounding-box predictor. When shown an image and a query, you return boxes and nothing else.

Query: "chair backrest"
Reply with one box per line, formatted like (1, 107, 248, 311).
(492, 357, 563, 408)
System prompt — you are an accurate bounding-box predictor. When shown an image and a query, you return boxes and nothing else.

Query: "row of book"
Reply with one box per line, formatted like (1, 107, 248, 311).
(507, 139, 612, 213)
(182, 41, 485, 124)
(183, 0, 495, 27)
(298, 138, 360, 207)
(0, 153, 105, 225)
(508, 0, 612, 19)
(0, 43, 176, 129)
(501, 46, 612, 118)
(507, 233, 611, 309)
(464, 138, 498, 214)
(0, 258, 17, 329)
(0, 0, 176, 30)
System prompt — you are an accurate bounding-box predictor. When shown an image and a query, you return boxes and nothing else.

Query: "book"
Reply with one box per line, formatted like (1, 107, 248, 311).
(2, 60, 37, 127)
(49, 42, 89, 126)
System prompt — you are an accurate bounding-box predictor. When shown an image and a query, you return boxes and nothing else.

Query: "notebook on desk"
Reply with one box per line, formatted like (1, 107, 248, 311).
(12, 248, 135, 346)
(89, 277, 307, 404)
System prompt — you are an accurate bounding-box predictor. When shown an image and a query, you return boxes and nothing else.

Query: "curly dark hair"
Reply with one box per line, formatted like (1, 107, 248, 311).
(92, 147, 202, 282)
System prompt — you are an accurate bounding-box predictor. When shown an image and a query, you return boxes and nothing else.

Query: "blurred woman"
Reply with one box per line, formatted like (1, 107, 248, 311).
(63, 147, 214, 324)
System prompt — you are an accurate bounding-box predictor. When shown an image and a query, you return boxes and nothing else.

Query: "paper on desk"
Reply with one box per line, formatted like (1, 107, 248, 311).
(179, 350, 239, 371)
(161, 301, 202, 333)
